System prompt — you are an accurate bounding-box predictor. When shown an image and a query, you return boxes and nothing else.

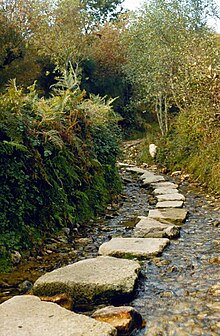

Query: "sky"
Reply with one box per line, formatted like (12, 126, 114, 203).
(122, 0, 220, 32)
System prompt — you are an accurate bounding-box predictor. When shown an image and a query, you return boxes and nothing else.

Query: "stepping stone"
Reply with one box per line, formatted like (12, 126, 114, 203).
(126, 167, 147, 174)
(142, 175, 165, 185)
(99, 238, 170, 259)
(139, 172, 165, 185)
(33, 257, 140, 306)
(0, 295, 117, 336)
(148, 208, 188, 225)
(156, 193, 185, 202)
(153, 187, 179, 195)
(134, 217, 180, 239)
(156, 201, 184, 208)
(151, 182, 179, 189)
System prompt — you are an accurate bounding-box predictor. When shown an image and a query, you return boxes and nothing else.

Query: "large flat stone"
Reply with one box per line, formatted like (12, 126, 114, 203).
(126, 167, 147, 174)
(134, 217, 180, 239)
(151, 182, 179, 189)
(99, 238, 170, 259)
(142, 176, 165, 185)
(148, 208, 188, 225)
(156, 201, 184, 208)
(0, 295, 117, 336)
(33, 257, 140, 306)
(156, 193, 185, 202)
(153, 187, 179, 194)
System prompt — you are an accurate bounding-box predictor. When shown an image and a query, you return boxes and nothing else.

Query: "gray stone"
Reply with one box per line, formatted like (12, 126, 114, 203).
(142, 176, 165, 185)
(134, 217, 180, 239)
(156, 201, 184, 208)
(99, 237, 170, 259)
(148, 208, 188, 224)
(126, 167, 147, 174)
(151, 182, 179, 189)
(156, 193, 185, 202)
(140, 171, 165, 185)
(153, 187, 179, 195)
(0, 295, 116, 336)
(33, 256, 140, 305)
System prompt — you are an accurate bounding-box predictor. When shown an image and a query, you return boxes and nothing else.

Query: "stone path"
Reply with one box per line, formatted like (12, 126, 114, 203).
(33, 256, 140, 305)
(0, 295, 117, 336)
(1, 164, 188, 335)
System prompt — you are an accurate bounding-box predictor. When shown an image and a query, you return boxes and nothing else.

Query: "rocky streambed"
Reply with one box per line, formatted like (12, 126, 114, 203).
(0, 162, 220, 335)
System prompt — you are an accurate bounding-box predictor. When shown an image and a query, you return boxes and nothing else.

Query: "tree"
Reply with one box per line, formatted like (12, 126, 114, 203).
(80, 0, 124, 31)
(123, 0, 220, 135)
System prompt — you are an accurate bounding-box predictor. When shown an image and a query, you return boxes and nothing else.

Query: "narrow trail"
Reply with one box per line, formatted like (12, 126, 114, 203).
(1, 139, 220, 336)
(121, 139, 220, 335)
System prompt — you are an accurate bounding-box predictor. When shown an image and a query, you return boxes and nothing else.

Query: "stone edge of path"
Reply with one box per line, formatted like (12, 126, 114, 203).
(1, 164, 188, 336)
(98, 237, 170, 259)
(32, 256, 141, 305)
(0, 295, 117, 336)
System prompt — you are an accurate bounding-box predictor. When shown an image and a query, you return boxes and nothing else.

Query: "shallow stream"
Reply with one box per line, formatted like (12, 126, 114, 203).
(0, 168, 220, 335)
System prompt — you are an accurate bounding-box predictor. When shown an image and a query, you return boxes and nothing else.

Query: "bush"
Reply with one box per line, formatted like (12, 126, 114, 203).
(0, 74, 122, 270)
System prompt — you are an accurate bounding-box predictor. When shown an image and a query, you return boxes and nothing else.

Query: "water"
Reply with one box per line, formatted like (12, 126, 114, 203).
(0, 169, 219, 335)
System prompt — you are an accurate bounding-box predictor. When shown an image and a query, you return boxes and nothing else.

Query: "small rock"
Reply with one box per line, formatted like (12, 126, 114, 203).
(18, 280, 33, 294)
(75, 237, 93, 245)
(209, 283, 220, 296)
(92, 305, 144, 335)
(208, 257, 220, 264)
(10, 251, 22, 265)
(40, 293, 73, 310)
(207, 302, 220, 312)
(212, 220, 220, 227)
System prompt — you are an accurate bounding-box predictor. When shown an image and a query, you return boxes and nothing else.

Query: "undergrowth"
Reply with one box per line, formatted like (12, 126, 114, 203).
(0, 71, 122, 271)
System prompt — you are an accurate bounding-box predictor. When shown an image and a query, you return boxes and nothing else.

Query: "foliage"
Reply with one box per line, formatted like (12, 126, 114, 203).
(80, 0, 124, 31)
(123, 0, 220, 135)
(126, 0, 220, 193)
(0, 69, 121, 270)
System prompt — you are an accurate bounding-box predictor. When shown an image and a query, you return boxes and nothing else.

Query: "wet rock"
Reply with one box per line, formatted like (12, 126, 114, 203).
(126, 167, 147, 174)
(148, 208, 188, 225)
(40, 293, 73, 310)
(92, 305, 143, 335)
(152, 257, 171, 267)
(209, 283, 220, 296)
(134, 217, 180, 239)
(75, 237, 93, 245)
(18, 280, 33, 294)
(212, 220, 220, 227)
(207, 302, 220, 312)
(33, 257, 140, 306)
(98, 237, 170, 259)
(208, 257, 220, 264)
(10, 251, 22, 265)
(0, 295, 117, 336)
(156, 200, 184, 208)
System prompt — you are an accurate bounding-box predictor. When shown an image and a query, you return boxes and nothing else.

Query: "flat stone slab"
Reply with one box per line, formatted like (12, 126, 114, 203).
(156, 201, 184, 208)
(126, 167, 147, 174)
(33, 256, 140, 306)
(153, 187, 179, 195)
(156, 193, 185, 202)
(148, 208, 188, 225)
(99, 238, 170, 259)
(138, 172, 165, 185)
(0, 295, 117, 336)
(134, 217, 180, 239)
(151, 182, 179, 189)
